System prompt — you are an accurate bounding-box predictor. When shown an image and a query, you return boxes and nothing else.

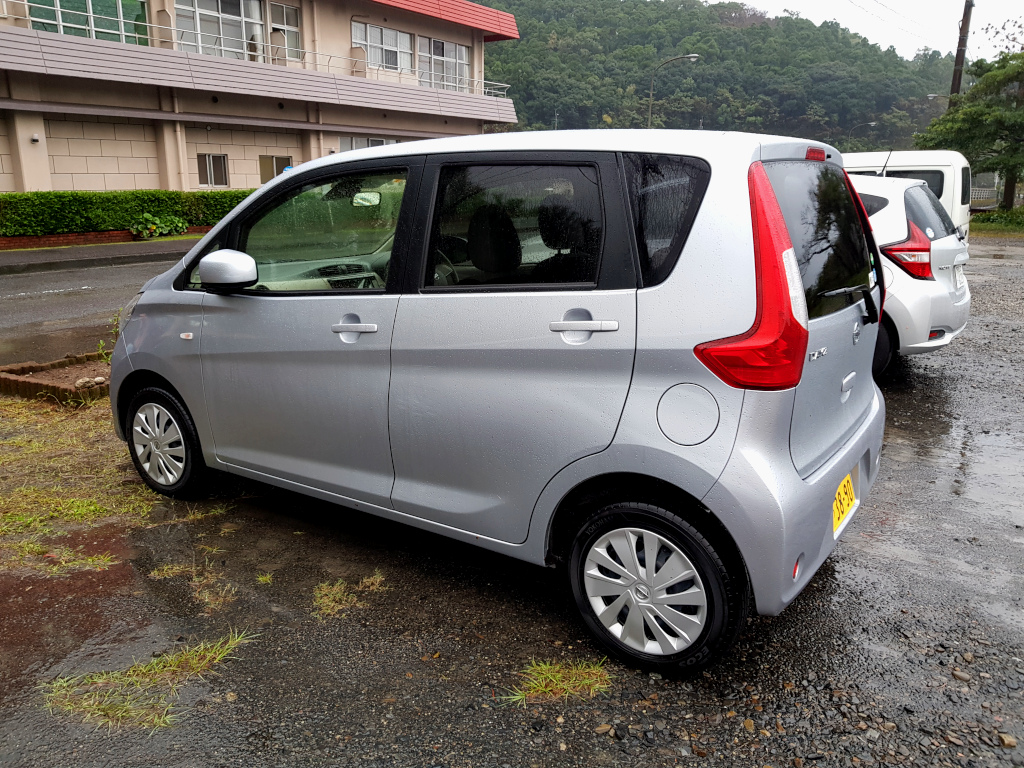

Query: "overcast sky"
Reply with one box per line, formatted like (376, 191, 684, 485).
(744, 0, 1022, 61)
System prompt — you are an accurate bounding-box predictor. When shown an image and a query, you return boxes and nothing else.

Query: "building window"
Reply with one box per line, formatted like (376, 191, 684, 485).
(175, 0, 265, 61)
(351, 22, 413, 72)
(269, 3, 300, 60)
(418, 37, 469, 91)
(259, 155, 292, 183)
(198, 153, 229, 186)
(30, 0, 150, 45)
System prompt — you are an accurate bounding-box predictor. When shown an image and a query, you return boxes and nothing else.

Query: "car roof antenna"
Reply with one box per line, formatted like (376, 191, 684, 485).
(879, 148, 894, 177)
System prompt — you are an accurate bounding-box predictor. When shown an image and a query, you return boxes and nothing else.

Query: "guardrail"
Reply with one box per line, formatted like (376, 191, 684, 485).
(4, 0, 512, 98)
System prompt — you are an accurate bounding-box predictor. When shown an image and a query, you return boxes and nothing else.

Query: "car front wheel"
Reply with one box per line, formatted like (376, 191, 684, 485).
(127, 386, 207, 497)
(569, 502, 748, 673)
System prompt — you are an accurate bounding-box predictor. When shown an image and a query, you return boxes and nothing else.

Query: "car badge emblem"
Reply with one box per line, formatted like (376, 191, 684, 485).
(925, 227, 935, 239)
(808, 347, 828, 361)
(634, 584, 650, 601)
(852, 322, 861, 345)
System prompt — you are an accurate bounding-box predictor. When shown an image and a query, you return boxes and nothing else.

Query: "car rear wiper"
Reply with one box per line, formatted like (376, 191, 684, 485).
(818, 284, 879, 324)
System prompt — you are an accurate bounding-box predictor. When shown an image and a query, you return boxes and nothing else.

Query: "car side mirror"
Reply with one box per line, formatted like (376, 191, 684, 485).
(199, 249, 258, 292)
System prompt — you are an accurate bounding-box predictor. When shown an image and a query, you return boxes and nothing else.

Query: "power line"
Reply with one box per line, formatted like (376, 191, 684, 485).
(840, 0, 934, 45)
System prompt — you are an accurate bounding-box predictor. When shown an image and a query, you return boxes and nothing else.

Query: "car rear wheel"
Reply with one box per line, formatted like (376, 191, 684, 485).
(127, 387, 207, 497)
(569, 502, 748, 673)
(872, 318, 896, 378)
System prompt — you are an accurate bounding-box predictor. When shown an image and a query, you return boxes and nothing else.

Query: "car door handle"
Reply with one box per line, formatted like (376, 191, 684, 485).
(841, 372, 856, 393)
(331, 323, 378, 334)
(549, 320, 619, 332)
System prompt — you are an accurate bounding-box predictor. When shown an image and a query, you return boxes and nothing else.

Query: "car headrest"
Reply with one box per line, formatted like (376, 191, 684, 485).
(538, 194, 588, 252)
(467, 204, 522, 274)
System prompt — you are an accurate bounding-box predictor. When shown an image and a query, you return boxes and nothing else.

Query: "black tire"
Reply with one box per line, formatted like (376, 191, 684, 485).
(126, 386, 208, 498)
(569, 502, 749, 674)
(872, 318, 896, 378)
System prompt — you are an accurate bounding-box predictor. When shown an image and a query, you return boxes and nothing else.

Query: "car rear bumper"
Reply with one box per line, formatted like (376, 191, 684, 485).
(888, 277, 971, 355)
(702, 384, 885, 616)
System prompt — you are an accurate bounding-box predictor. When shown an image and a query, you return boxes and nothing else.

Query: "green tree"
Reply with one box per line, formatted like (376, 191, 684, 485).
(917, 53, 1024, 210)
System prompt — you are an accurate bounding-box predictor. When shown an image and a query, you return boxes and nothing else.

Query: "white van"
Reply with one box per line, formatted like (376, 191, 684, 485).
(844, 150, 971, 238)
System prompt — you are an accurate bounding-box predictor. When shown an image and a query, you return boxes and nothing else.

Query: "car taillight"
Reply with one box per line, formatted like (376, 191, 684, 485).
(694, 162, 809, 391)
(882, 220, 933, 280)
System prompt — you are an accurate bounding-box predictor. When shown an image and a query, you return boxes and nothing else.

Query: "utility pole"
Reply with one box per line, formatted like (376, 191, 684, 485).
(950, 0, 974, 96)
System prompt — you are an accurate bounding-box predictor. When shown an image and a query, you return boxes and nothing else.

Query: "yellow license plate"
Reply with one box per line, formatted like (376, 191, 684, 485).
(833, 473, 856, 532)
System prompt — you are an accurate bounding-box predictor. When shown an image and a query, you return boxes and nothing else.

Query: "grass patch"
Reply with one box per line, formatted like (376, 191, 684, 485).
(971, 222, 1024, 236)
(312, 579, 363, 619)
(42, 630, 255, 730)
(0, 396, 160, 575)
(311, 569, 389, 620)
(147, 559, 237, 614)
(5, 538, 118, 575)
(256, 572, 273, 585)
(502, 659, 612, 706)
(356, 568, 390, 593)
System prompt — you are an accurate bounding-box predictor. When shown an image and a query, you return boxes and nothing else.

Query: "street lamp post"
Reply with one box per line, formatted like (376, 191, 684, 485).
(647, 53, 700, 130)
(849, 121, 878, 140)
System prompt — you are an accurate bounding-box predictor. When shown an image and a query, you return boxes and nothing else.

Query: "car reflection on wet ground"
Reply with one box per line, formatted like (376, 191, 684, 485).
(0, 244, 1021, 768)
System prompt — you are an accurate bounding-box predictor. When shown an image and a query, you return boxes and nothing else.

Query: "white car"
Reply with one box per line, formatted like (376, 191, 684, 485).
(850, 174, 971, 376)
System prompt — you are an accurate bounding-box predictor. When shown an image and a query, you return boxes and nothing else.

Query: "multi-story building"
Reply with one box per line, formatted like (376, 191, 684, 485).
(0, 0, 518, 192)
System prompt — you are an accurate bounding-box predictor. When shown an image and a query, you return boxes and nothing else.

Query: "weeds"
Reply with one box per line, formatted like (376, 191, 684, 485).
(312, 569, 388, 620)
(256, 572, 273, 585)
(357, 569, 390, 593)
(148, 564, 193, 580)
(5, 538, 117, 575)
(312, 579, 362, 619)
(502, 659, 612, 706)
(42, 630, 255, 730)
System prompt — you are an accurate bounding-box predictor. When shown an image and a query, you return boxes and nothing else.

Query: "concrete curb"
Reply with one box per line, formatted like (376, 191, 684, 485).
(0, 246, 193, 276)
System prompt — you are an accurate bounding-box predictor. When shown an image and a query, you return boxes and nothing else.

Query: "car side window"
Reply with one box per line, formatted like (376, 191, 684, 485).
(236, 169, 408, 292)
(424, 164, 603, 289)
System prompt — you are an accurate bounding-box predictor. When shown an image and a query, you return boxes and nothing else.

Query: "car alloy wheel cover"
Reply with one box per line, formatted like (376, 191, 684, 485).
(132, 403, 186, 486)
(583, 527, 708, 656)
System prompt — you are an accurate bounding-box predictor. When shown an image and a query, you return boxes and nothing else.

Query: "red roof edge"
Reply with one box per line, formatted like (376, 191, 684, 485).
(372, 0, 520, 41)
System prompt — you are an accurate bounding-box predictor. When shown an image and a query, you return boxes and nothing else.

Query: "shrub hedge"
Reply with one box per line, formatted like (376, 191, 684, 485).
(0, 189, 254, 237)
(972, 206, 1024, 227)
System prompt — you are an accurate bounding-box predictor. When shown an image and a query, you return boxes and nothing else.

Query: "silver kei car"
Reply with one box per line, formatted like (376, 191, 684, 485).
(111, 130, 885, 671)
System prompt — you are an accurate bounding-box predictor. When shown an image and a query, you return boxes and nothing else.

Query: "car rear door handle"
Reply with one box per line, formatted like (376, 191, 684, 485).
(332, 323, 377, 334)
(841, 372, 856, 392)
(549, 320, 619, 332)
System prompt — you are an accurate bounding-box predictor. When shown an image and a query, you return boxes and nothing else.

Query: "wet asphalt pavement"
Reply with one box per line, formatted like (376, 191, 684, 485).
(1, 242, 1022, 767)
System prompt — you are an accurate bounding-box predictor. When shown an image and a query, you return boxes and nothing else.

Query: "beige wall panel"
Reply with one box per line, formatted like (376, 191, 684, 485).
(83, 122, 116, 140)
(146, 157, 160, 174)
(6, 110, 51, 191)
(232, 130, 256, 146)
(49, 174, 73, 190)
(100, 139, 134, 157)
(114, 123, 146, 141)
(131, 140, 158, 158)
(103, 173, 138, 190)
(87, 156, 120, 173)
(47, 120, 85, 139)
(231, 158, 258, 176)
(47, 137, 70, 155)
(73, 173, 106, 190)
(68, 138, 102, 155)
(134, 173, 161, 188)
(53, 155, 88, 174)
(118, 156, 149, 174)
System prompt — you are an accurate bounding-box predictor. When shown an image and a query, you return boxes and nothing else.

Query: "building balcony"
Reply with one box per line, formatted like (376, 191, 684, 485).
(0, 0, 517, 125)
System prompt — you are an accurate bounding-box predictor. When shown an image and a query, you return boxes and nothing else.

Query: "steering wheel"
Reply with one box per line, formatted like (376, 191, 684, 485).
(433, 250, 458, 286)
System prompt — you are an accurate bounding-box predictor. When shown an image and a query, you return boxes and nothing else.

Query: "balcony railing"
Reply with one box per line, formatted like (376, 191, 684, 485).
(6, 0, 512, 98)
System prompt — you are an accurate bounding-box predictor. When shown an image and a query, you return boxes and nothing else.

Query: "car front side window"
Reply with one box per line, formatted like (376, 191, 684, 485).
(236, 169, 409, 293)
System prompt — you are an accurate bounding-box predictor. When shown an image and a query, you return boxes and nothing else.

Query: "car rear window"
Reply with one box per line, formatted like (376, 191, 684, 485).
(763, 161, 873, 320)
(858, 193, 889, 216)
(887, 170, 944, 200)
(961, 166, 971, 206)
(904, 184, 957, 241)
(622, 153, 711, 287)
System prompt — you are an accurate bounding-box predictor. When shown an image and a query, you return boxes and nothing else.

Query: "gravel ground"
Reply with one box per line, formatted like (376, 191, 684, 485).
(0, 250, 1022, 767)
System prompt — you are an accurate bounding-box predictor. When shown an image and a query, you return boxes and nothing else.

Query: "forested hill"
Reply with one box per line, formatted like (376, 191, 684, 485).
(484, 0, 955, 148)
